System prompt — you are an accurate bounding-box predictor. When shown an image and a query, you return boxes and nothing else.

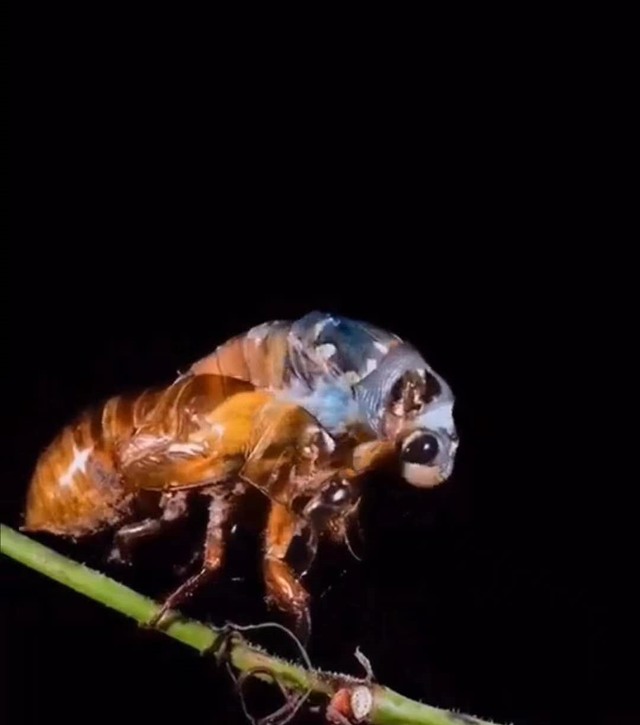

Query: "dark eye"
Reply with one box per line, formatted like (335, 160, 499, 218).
(402, 433, 439, 465)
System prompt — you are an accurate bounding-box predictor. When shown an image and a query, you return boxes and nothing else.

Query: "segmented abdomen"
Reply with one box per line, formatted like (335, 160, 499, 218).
(23, 375, 254, 537)
(190, 321, 291, 388)
(23, 389, 161, 537)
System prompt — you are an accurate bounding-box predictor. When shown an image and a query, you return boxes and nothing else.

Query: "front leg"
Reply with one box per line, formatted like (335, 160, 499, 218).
(263, 501, 312, 642)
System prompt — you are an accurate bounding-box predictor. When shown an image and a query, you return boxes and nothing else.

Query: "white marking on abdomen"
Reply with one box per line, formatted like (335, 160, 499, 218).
(59, 445, 93, 488)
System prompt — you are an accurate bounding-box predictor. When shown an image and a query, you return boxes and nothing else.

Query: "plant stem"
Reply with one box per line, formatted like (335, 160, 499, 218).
(1, 523, 502, 725)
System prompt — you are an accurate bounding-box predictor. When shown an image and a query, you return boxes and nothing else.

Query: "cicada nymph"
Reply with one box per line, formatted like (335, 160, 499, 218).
(23, 312, 458, 638)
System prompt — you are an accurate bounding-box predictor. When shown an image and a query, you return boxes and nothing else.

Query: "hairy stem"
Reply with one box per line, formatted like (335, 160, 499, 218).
(1, 524, 501, 725)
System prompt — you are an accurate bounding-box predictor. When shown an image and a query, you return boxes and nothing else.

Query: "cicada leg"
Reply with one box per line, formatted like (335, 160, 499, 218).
(108, 491, 189, 565)
(149, 484, 245, 627)
(263, 501, 313, 643)
(301, 476, 363, 558)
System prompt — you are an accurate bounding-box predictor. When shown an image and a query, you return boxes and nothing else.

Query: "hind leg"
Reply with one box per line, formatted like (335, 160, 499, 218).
(108, 491, 188, 565)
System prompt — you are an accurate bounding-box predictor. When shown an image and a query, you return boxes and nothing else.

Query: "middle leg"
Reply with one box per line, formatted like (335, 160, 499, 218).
(150, 484, 243, 626)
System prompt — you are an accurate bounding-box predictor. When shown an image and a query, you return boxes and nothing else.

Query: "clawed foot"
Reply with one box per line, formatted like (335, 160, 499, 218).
(144, 566, 215, 631)
(107, 544, 132, 567)
(292, 606, 311, 646)
(143, 603, 179, 631)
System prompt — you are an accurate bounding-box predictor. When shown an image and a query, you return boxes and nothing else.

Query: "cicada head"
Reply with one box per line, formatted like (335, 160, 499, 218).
(354, 343, 458, 488)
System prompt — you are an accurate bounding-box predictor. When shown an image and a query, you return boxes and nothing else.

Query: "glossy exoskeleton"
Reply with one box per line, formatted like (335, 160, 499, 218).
(23, 312, 458, 637)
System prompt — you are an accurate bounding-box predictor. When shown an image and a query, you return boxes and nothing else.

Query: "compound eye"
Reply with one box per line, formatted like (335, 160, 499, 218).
(402, 433, 439, 466)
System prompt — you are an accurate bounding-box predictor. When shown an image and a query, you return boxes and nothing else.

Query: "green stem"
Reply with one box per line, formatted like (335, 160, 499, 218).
(1, 523, 502, 725)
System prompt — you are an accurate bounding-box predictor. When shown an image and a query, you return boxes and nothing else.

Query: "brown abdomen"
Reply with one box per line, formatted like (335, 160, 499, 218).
(23, 390, 159, 537)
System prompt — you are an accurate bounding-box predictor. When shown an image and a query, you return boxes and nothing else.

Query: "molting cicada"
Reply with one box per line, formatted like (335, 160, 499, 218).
(23, 312, 458, 638)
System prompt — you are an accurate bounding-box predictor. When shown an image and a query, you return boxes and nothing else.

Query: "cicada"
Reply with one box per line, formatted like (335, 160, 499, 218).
(22, 312, 458, 637)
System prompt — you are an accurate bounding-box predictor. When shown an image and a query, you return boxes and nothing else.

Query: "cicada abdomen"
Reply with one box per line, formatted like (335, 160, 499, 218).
(22, 371, 344, 635)
(23, 389, 163, 537)
(22, 375, 257, 538)
(189, 320, 292, 388)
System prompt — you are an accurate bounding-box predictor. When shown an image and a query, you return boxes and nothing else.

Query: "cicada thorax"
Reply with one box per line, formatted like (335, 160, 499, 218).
(151, 376, 338, 504)
(238, 401, 339, 508)
(23, 388, 163, 537)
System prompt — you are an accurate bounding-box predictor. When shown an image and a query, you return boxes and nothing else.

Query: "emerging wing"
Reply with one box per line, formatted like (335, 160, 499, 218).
(116, 372, 342, 501)
(117, 374, 256, 491)
(118, 432, 217, 489)
(287, 311, 402, 388)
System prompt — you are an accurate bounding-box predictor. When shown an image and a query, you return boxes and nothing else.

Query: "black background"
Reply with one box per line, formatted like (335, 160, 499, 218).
(4, 27, 636, 725)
